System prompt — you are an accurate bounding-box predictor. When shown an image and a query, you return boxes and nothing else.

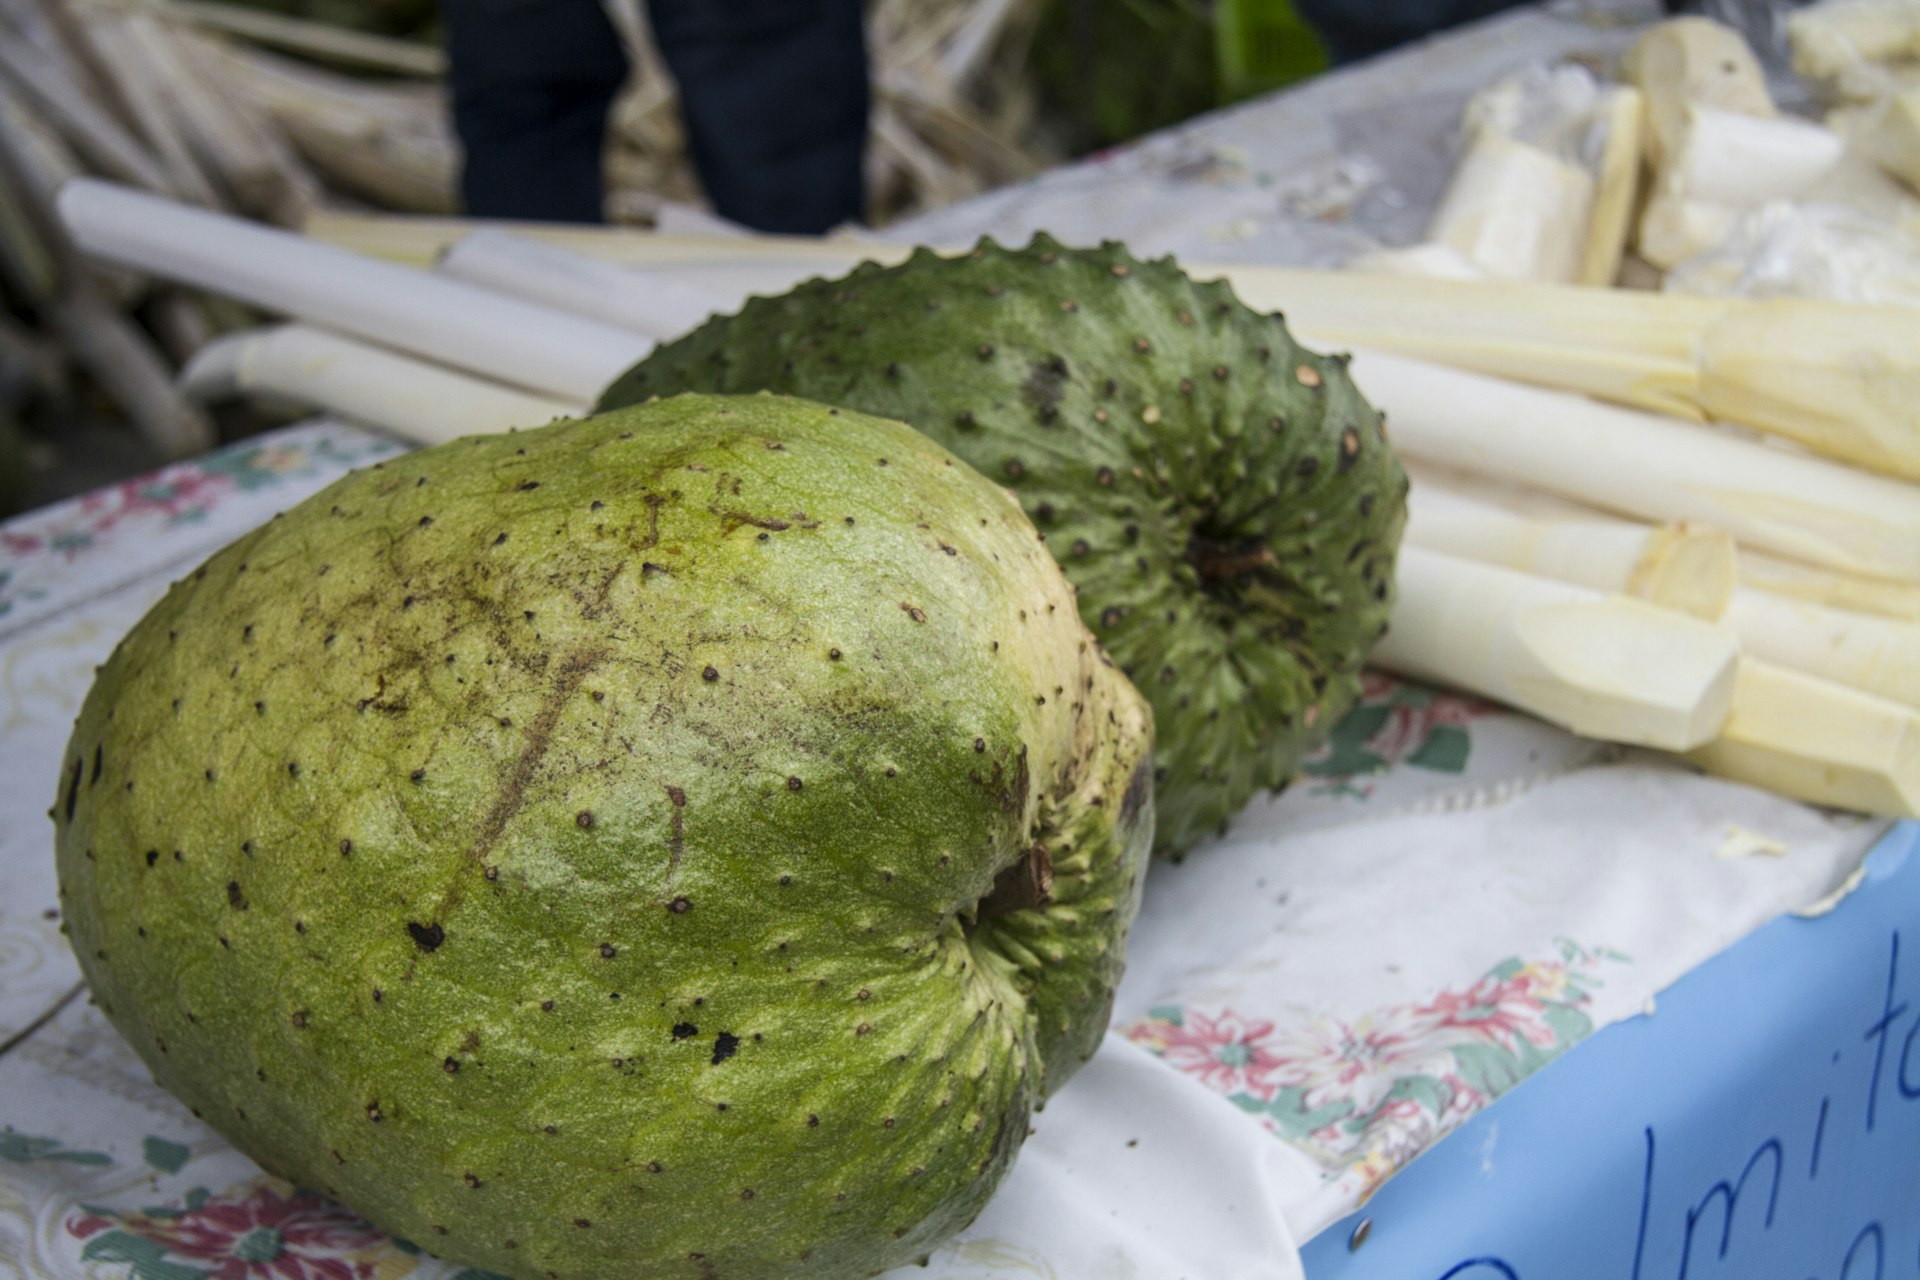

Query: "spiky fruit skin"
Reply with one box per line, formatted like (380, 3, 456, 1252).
(53, 394, 1153, 1280)
(599, 236, 1408, 855)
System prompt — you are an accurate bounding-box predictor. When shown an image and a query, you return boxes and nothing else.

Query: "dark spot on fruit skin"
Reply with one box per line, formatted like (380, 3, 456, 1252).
(669, 896, 691, 914)
(711, 1031, 740, 1065)
(672, 1022, 698, 1041)
(226, 881, 248, 910)
(576, 810, 595, 829)
(340, 839, 352, 856)
(1296, 456, 1320, 479)
(702, 666, 719, 682)
(464, 1173, 481, 1188)
(410, 768, 426, 783)
(290, 1010, 308, 1027)
(787, 776, 803, 792)
(443, 1057, 460, 1074)
(408, 921, 445, 952)
(146, 850, 159, 868)
(62, 758, 81, 821)
(600, 943, 616, 958)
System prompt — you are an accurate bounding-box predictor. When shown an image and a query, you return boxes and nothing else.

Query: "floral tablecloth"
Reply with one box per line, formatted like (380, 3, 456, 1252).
(0, 421, 1887, 1280)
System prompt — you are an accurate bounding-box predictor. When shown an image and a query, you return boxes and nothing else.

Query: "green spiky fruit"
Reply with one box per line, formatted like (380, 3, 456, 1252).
(599, 235, 1408, 855)
(53, 394, 1153, 1280)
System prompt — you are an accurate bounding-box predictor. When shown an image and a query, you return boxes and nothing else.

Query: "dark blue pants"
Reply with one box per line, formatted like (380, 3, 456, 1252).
(440, 0, 869, 233)
(1293, 0, 1532, 63)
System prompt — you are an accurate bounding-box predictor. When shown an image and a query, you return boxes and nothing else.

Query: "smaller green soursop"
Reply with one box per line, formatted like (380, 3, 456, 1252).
(53, 394, 1153, 1280)
(600, 235, 1409, 855)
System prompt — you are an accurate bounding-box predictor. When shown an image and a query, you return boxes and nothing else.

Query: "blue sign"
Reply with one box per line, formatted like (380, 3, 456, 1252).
(1304, 821, 1920, 1280)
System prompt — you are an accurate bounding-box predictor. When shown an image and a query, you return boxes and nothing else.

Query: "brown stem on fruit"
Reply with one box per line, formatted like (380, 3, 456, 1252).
(978, 843, 1053, 920)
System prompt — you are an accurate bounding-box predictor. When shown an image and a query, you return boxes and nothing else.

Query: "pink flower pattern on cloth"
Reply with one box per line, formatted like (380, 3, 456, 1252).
(1120, 940, 1628, 1200)
(65, 1182, 399, 1280)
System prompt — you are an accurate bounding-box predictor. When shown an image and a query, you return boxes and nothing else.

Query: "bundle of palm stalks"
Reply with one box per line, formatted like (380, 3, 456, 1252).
(0, 0, 1058, 459)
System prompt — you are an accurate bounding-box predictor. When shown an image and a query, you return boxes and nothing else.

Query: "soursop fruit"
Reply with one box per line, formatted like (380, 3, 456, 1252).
(599, 235, 1407, 855)
(53, 394, 1153, 1280)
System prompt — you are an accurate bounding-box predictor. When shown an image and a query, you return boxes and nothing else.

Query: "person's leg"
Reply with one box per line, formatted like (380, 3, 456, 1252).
(439, 0, 630, 222)
(1292, 0, 1529, 63)
(647, 0, 869, 234)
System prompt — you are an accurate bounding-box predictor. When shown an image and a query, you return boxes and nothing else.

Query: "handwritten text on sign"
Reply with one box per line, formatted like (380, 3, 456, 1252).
(1435, 930, 1920, 1280)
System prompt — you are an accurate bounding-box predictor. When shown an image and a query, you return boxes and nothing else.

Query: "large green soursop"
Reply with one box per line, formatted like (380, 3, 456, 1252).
(601, 236, 1407, 854)
(53, 395, 1153, 1280)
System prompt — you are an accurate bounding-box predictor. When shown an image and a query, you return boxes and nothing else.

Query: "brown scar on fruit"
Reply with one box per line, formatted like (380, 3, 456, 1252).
(427, 649, 606, 929)
(664, 784, 687, 882)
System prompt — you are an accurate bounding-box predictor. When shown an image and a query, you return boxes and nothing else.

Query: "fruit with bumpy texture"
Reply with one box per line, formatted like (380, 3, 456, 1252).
(52, 393, 1154, 1280)
(600, 235, 1407, 855)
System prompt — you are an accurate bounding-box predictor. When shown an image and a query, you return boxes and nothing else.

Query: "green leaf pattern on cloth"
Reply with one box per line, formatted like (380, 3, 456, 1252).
(0, 1132, 111, 1167)
(142, 1139, 191, 1176)
(1299, 672, 1498, 799)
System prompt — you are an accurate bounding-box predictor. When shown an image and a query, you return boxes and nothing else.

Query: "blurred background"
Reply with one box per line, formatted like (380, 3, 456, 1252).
(0, 0, 1538, 514)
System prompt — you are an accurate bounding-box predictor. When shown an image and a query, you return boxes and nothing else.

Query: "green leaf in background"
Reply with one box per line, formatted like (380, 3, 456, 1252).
(1217, 0, 1328, 98)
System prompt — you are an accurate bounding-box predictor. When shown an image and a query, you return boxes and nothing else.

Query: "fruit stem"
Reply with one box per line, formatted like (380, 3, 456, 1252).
(1192, 544, 1279, 582)
(977, 843, 1054, 920)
